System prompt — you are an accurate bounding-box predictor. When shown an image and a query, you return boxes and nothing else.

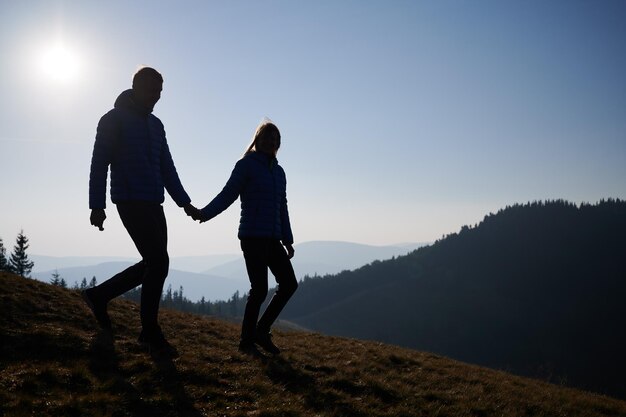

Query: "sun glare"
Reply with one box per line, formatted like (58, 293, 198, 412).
(39, 42, 81, 83)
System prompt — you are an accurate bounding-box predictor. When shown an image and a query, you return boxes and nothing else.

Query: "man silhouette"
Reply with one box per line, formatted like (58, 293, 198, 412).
(83, 67, 199, 357)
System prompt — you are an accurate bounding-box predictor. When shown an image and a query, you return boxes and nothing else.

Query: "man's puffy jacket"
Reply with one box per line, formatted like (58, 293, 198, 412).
(89, 89, 190, 209)
(200, 151, 294, 245)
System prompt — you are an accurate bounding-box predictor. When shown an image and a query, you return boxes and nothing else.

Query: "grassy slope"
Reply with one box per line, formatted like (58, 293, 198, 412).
(1, 271, 625, 417)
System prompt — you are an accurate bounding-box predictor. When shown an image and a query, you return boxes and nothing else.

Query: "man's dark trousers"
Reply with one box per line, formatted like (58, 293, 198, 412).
(93, 202, 169, 337)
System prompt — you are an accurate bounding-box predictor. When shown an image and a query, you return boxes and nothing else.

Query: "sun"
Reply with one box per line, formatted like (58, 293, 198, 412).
(39, 42, 81, 83)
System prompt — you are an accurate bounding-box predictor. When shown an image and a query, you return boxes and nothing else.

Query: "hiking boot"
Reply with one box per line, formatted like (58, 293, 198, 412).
(81, 289, 112, 330)
(238, 341, 264, 358)
(255, 332, 280, 355)
(139, 330, 179, 359)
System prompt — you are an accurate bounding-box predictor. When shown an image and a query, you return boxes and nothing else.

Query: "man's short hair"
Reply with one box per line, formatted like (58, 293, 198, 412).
(132, 67, 163, 87)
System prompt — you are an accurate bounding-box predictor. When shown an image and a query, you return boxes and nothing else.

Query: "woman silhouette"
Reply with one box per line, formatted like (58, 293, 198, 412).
(199, 120, 298, 355)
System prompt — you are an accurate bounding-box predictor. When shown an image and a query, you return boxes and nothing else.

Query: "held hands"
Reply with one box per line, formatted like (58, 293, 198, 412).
(90, 209, 106, 231)
(184, 203, 204, 222)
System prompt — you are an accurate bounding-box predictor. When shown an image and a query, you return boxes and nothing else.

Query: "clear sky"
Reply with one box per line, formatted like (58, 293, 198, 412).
(1, 1, 625, 258)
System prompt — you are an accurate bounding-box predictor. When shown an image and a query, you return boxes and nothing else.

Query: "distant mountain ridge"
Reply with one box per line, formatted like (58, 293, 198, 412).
(278, 199, 626, 399)
(30, 254, 240, 274)
(31, 241, 426, 302)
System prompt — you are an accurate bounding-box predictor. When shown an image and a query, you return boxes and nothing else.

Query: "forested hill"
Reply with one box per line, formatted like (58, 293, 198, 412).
(280, 199, 626, 399)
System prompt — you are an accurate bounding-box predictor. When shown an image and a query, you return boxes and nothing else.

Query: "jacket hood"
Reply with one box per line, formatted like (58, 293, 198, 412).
(114, 89, 152, 116)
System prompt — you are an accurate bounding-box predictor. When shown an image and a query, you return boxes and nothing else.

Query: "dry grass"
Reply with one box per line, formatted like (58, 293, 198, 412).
(1, 271, 625, 417)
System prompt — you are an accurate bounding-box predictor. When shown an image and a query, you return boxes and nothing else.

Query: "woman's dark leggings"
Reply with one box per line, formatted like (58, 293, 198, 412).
(240, 238, 298, 344)
(92, 202, 169, 337)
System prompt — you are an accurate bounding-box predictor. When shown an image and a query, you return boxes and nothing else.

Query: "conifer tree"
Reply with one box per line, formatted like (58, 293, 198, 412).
(50, 270, 62, 286)
(10, 230, 35, 277)
(0, 237, 9, 272)
(164, 284, 173, 306)
(199, 296, 207, 315)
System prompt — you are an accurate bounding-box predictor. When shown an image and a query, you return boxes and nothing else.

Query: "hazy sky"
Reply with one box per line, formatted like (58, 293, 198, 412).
(1, 1, 625, 257)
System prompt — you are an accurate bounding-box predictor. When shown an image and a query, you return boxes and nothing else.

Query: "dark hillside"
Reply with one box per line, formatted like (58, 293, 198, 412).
(2, 272, 626, 416)
(280, 200, 626, 398)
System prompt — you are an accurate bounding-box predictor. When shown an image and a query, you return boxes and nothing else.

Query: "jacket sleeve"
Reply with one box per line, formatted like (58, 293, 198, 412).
(89, 112, 117, 209)
(160, 136, 191, 207)
(200, 159, 248, 221)
(280, 170, 294, 245)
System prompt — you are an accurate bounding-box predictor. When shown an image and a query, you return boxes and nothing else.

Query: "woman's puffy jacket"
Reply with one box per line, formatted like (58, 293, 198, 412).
(201, 151, 293, 244)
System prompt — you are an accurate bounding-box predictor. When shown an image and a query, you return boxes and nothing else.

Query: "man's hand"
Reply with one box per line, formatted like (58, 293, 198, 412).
(90, 209, 106, 231)
(285, 244, 295, 259)
(184, 203, 202, 221)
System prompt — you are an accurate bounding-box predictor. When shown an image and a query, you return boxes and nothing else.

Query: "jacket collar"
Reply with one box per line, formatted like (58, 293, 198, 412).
(246, 151, 278, 169)
(114, 89, 153, 116)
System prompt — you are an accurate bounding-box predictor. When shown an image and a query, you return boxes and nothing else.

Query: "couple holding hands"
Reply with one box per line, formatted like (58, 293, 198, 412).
(83, 67, 297, 358)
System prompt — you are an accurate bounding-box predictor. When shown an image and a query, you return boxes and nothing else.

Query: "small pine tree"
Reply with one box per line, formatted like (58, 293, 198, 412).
(10, 230, 34, 277)
(50, 270, 61, 286)
(164, 284, 173, 306)
(0, 237, 9, 272)
(178, 286, 184, 306)
(80, 277, 88, 289)
(199, 296, 207, 315)
(89, 276, 98, 288)
(230, 290, 240, 316)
